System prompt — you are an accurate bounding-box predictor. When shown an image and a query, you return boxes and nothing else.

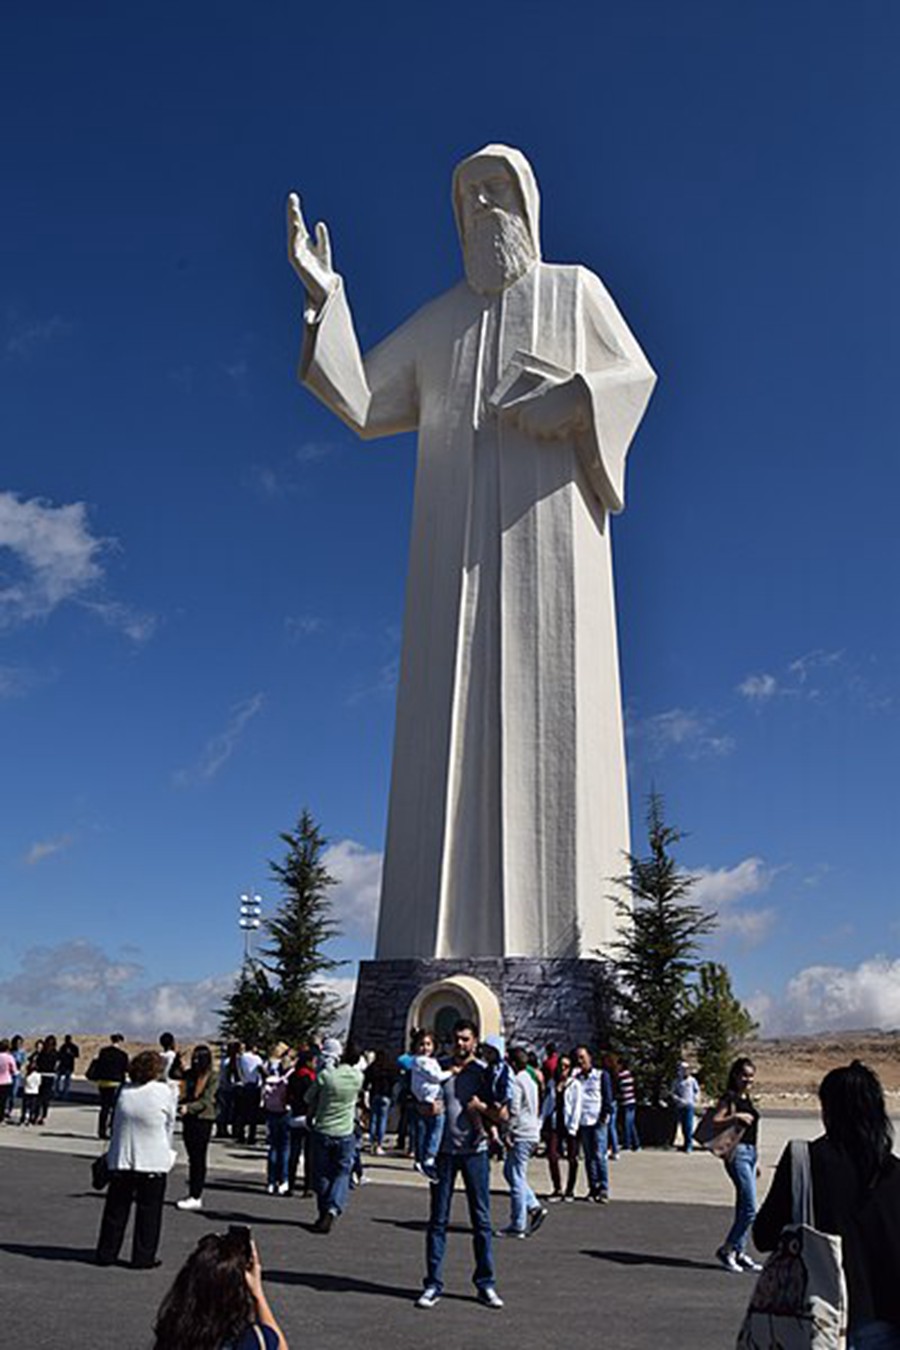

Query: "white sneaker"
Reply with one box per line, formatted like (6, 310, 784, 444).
(176, 1197, 202, 1211)
(277, 1181, 289, 1195)
(716, 1246, 743, 1273)
(415, 1285, 441, 1309)
(266, 1183, 276, 1195)
(736, 1252, 763, 1273)
(477, 1286, 504, 1309)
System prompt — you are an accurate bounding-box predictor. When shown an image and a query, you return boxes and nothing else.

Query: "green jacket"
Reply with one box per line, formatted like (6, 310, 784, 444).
(308, 1064, 363, 1137)
(181, 1071, 217, 1121)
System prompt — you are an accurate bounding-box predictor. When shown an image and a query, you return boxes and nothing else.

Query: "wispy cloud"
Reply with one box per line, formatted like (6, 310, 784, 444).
(295, 441, 333, 465)
(628, 707, 735, 762)
(4, 313, 72, 359)
(737, 649, 891, 713)
(690, 856, 777, 947)
(223, 358, 250, 398)
(81, 599, 158, 645)
(737, 673, 779, 702)
(174, 692, 265, 787)
(0, 492, 106, 623)
(324, 839, 383, 948)
(23, 833, 75, 867)
(284, 614, 324, 642)
(753, 956, 900, 1034)
(346, 656, 399, 707)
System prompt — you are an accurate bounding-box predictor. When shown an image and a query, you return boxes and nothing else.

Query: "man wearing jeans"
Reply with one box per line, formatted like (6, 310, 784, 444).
(416, 1019, 507, 1310)
(306, 1041, 363, 1233)
(573, 1045, 614, 1203)
(497, 1047, 547, 1238)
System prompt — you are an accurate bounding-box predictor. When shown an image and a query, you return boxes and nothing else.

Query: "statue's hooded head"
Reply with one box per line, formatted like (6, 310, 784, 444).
(452, 144, 541, 296)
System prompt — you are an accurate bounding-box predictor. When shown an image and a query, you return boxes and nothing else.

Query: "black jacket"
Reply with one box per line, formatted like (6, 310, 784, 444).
(754, 1135, 900, 1328)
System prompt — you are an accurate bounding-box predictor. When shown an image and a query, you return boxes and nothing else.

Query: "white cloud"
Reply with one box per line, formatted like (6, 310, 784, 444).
(174, 692, 265, 786)
(324, 840, 383, 946)
(691, 856, 776, 947)
(628, 707, 735, 761)
(737, 673, 779, 702)
(295, 441, 333, 465)
(5, 313, 71, 358)
(758, 957, 900, 1035)
(0, 939, 234, 1039)
(82, 598, 158, 645)
(23, 833, 74, 866)
(0, 492, 106, 623)
(345, 656, 399, 707)
(737, 649, 890, 714)
(284, 614, 324, 642)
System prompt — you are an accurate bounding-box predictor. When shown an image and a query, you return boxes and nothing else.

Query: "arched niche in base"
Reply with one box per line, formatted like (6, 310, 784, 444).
(405, 973, 503, 1051)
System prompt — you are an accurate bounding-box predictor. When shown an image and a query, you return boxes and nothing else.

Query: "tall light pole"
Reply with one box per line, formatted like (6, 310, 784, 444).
(239, 890, 263, 963)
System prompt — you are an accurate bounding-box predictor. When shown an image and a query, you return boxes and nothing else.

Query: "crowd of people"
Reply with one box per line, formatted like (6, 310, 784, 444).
(3, 1025, 899, 1348)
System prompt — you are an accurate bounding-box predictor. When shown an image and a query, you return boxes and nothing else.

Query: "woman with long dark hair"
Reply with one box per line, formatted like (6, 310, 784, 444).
(153, 1231, 287, 1349)
(755, 1061, 900, 1350)
(712, 1056, 762, 1274)
(176, 1045, 216, 1212)
(34, 1034, 59, 1124)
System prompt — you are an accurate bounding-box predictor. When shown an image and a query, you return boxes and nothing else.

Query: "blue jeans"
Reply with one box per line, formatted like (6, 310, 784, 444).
(311, 1130, 356, 1219)
(621, 1103, 641, 1150)
(608, 1110, 620, 1158)
(724, 1143, 757, 1252)
(415, 1111, 445, 1165)
(266, 1112, 290, 1186)
(425, 1150, 495, 1295)
(849, 1323, 900, 1350)
(55, 1072, 73, 1100)
(677, 1103, 695, 1151)
(369, 1094, 390, 1148)
(580, 1121, 610, 1197)
(503, 1139, 538, 1231)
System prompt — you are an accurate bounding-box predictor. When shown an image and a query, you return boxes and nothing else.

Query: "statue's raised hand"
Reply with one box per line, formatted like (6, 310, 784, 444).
(287, 192, 336, 309)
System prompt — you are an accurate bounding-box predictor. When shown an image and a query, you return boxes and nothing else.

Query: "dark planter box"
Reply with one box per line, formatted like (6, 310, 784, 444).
(635, 1103, 678, 1148)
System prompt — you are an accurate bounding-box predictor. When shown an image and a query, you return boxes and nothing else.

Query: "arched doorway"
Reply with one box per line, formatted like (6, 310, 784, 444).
(406, 973, 503, 1054)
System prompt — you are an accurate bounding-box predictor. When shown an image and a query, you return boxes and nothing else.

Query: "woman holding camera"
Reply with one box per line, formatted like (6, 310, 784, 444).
(153, 1231, 288, 1349)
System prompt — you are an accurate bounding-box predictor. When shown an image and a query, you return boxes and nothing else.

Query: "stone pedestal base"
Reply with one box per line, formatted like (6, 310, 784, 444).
(348, 956, 616, 1054)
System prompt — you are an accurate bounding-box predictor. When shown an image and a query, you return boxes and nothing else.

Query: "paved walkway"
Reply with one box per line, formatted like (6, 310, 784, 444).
(0, 1099, 830, 1207)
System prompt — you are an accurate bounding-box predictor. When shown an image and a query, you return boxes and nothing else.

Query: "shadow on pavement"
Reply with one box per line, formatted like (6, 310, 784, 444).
(265, 1268, 439, 1302)
(582, 1247, 718, 1271)
(371, 1216, 474, 1235)
(189, 1207, 303, 1229)
(0, 1242, 98, 1265)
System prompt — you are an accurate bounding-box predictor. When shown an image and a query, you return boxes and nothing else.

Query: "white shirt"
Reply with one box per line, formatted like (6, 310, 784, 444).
(238, 1051, 263, 1086)
(411, 1054, 451, 1105)
(106, 1081, 177, 1173)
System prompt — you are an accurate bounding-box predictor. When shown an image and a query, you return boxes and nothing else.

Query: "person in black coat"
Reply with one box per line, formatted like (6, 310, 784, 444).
(754, 1060, 900, 1350)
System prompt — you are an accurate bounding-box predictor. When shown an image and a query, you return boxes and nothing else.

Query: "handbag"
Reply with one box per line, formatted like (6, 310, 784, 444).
(91, 1153, 110, 1190)
(736, 1140, 848, 1350)
(694, 1105, 746, 1160)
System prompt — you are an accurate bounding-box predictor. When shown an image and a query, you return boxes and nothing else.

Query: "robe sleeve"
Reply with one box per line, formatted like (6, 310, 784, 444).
(573, 266, 656, 514)
(299, 277, 419, 440)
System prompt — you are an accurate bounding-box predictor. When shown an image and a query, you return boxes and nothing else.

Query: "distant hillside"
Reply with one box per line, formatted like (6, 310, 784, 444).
(745, 1030, 900, 1103)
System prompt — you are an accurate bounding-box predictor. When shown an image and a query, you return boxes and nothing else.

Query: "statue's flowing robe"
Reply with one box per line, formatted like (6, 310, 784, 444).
(302, 261, 655, 960)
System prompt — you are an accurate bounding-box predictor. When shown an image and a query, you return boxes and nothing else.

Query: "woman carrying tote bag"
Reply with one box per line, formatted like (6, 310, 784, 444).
(712, 1057, 763, 1275)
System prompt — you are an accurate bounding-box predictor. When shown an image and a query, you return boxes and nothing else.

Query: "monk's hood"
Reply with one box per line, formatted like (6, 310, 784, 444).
(452, 143, 542, 259)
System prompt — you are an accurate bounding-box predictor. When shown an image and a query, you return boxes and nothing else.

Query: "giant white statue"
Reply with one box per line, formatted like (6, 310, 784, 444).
(288, 145, 655, 964)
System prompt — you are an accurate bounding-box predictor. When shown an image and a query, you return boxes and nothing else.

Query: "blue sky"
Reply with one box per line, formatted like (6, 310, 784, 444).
(2, 2, 898, 1039)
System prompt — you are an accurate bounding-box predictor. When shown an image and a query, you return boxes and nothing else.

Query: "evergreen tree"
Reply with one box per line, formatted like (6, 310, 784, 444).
(260, 807, 345, 1043)
(689, 961, 757, 1097)
(218, 960, 278, 1048)
(612, 793, 716, 1106)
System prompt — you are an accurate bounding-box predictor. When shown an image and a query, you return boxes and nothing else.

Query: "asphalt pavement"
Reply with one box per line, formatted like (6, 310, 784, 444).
(1, 1124, 767, 1350)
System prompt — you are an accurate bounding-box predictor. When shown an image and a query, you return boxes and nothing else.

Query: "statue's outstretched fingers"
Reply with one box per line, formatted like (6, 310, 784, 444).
(315, 220, 332, 270)
(287, 192, 309, 249)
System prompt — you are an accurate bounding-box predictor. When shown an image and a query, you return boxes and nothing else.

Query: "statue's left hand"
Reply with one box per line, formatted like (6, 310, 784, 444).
(501, 375, 588, 440)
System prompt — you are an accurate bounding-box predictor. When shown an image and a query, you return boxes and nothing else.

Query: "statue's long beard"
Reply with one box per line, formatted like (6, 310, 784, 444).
(463, 210, 536, 296)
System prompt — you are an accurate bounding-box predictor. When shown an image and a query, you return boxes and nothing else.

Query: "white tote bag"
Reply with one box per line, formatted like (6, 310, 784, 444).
(736, 1140, 848, 1350)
